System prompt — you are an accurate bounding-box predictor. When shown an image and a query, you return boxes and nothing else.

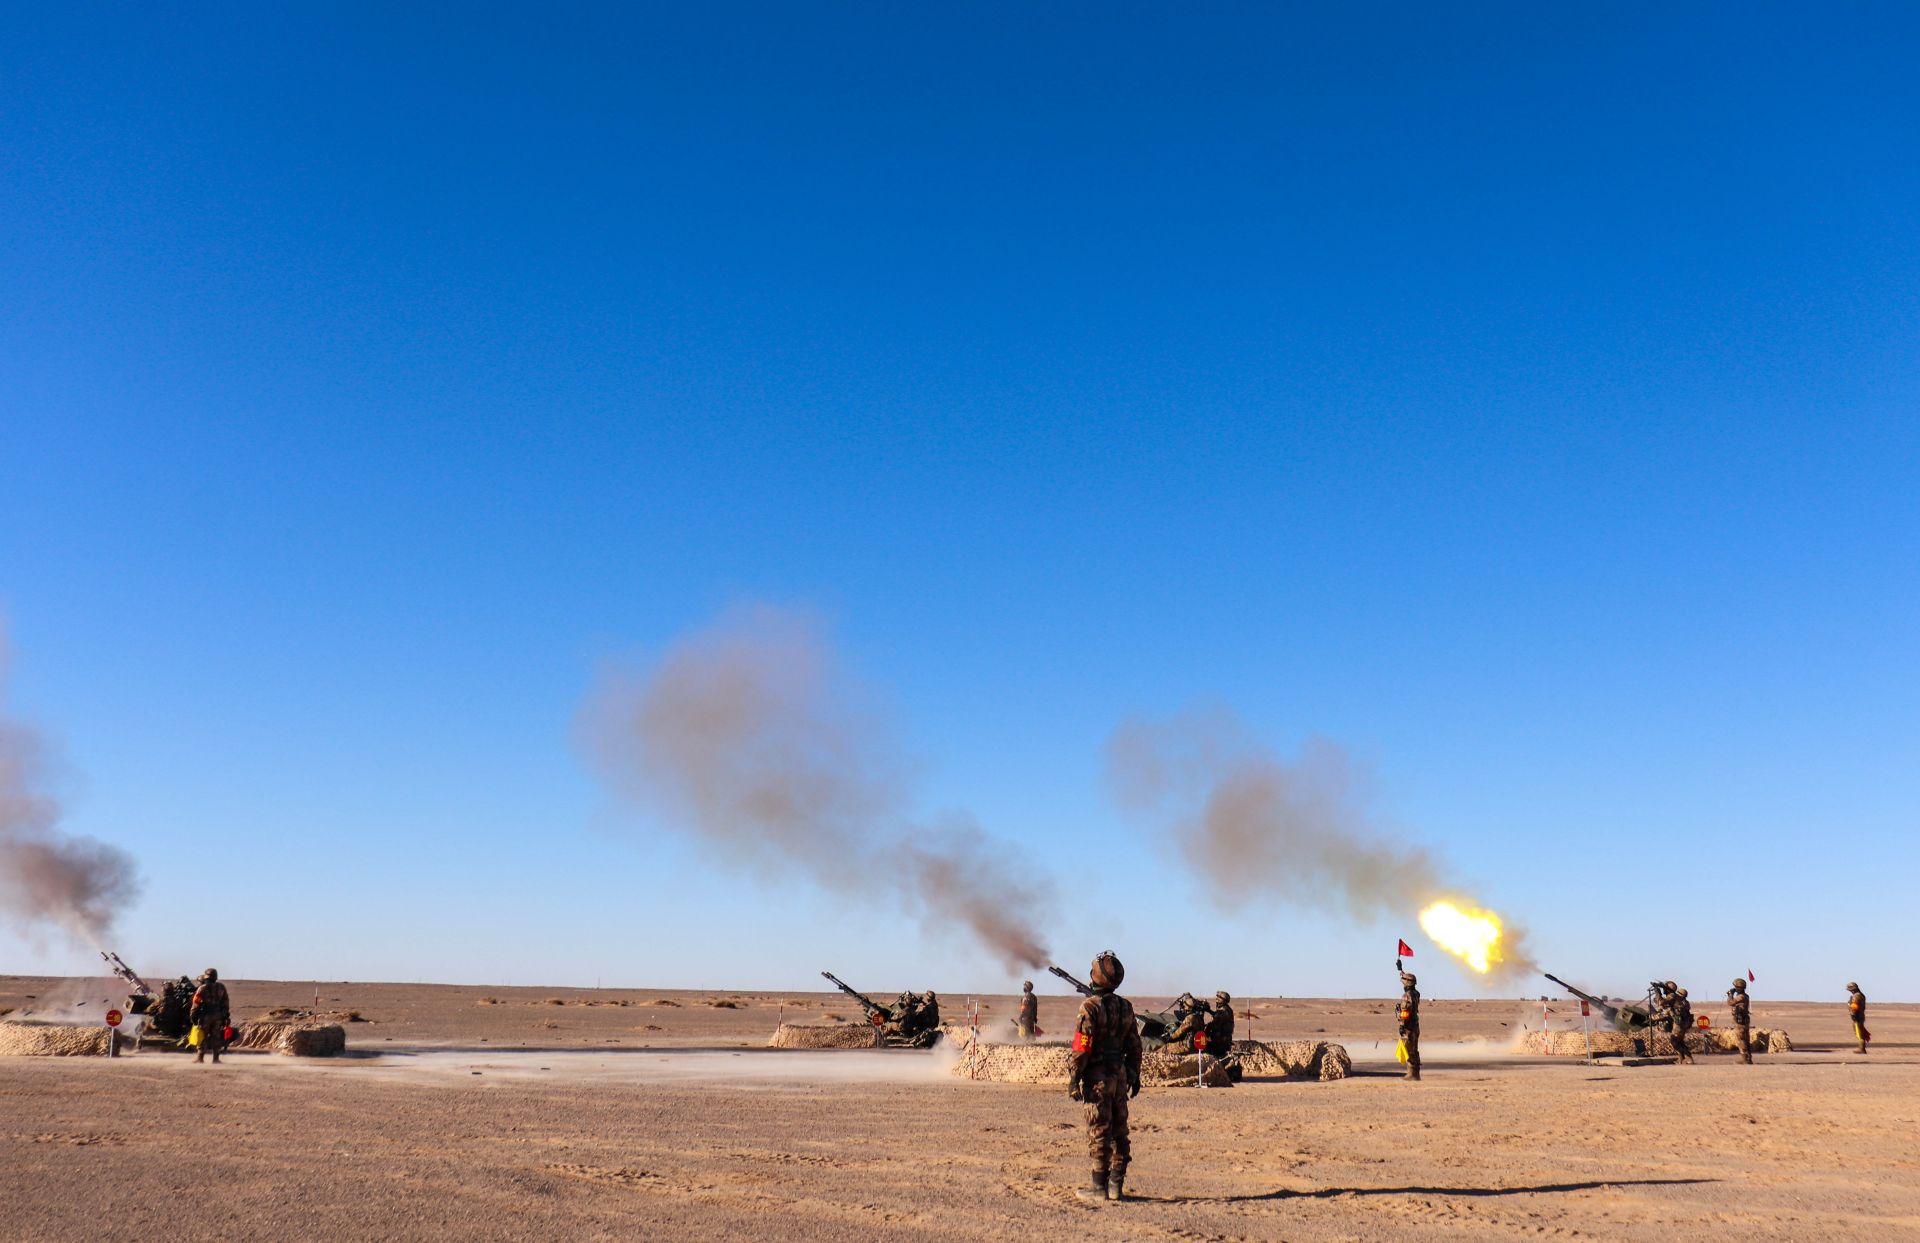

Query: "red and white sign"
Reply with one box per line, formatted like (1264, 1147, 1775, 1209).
(1580, 1000, 1590, 1017)
(104, 1009, 122, 1028)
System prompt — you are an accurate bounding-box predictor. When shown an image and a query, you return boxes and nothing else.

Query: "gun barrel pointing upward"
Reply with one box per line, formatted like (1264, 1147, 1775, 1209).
(1046, 965, 1094, 997)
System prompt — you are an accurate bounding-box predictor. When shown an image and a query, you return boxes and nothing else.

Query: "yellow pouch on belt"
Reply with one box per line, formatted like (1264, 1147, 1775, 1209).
(1394, 1038, 1410, 1064)
(187, 1024, 203, 1048)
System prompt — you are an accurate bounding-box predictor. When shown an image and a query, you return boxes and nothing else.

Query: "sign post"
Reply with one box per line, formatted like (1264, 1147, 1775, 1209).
(1580, 999, 1591, 1063)
(105, 1008, 123, 1058)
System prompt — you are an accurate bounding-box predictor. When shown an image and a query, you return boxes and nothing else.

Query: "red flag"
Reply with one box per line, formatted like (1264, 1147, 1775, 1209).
(1748, 969, 1756, 982)
(1397, 939, 1414, 958)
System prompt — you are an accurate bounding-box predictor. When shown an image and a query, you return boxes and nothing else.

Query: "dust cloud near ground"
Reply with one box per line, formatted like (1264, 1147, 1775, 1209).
(4, 976, 1918, 1241)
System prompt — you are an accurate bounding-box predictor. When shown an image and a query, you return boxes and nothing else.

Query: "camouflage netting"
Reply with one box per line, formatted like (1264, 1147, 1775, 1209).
(769, 1022, 880, 1049)
(232, 1021, 349, 1057)
(946, 1036, 1350, 1086)
(0, 1022, 110, 1057)
(949, 1040, 1073, 1084)
(1520, 1028, 1793, 1057)
(1229, 1039, 1352, 1082)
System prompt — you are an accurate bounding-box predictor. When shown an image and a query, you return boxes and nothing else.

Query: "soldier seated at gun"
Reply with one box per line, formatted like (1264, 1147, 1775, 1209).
(1159, 994, 1212, 1054)
(884, 991, 941, 1048)
(820, 973, 943, 1048)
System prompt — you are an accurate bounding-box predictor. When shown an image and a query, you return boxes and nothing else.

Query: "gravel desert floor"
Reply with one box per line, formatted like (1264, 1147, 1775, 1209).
(4, 977, 1917, 1242)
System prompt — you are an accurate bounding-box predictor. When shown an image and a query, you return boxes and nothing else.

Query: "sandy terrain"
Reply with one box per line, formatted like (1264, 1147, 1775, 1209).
(4, 976, 1917, 1241)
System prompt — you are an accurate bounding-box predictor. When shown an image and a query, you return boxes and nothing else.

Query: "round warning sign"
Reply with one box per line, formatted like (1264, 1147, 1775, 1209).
(105, 1009, 123, 1027)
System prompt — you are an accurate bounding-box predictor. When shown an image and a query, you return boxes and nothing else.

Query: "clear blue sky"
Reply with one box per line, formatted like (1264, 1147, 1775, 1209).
(3, 5, 1916, 1000)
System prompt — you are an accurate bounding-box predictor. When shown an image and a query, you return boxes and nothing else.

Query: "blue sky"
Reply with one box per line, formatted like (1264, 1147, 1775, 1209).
(3, 5, 1916, 999)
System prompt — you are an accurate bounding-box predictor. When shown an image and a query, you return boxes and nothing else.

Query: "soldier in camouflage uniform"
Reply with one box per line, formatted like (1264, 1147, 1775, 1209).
(1668, 986, 1694, 1064)
(1067, 951, 1142, 1204)
(1727, 978, 1752, 1064)
(190, 968, 230, 1065)
(1204, 991, 1235, 1051)
(1161, 995, 1211, 1054)
(1015, 981, 1039, 1041)
(1847, 982, 1868, 1054)
(1398, 970, 1421, 1081)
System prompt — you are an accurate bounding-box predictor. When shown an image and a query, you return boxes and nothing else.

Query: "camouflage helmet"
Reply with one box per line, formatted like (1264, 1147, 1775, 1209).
(1675, 987, 1688, 998)
(1664, 980, 1676, 991)
(1400, 971, 1417, 987)
(1089, 951, 1124, 990)
(1731, 977, 1746, 990)
(923, 991, 937, 1004)
(200, 968, 218, 982)
(1214, 990, 1231, 1006)
(1175, 991, 1196, 1007)
(1847, 981, 1859, 991)
(1022, 980, 1033, 991)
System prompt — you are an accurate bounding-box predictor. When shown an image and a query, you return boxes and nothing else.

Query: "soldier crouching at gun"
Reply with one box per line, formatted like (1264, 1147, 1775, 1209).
(1066, 951, 1142, 1204)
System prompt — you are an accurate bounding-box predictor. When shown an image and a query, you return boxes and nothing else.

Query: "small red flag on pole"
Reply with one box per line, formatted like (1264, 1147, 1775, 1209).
(1748, 969, 1756, 982)
(1397, 939, 1414, 958)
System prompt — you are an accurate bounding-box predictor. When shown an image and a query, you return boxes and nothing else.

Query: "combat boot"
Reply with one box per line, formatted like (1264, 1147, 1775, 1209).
(1107, 1169, 1127, 1202)
(1075, 1170, 1109, 1204)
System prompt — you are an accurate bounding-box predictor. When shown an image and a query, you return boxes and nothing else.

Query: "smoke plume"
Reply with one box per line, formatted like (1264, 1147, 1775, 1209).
(0, 632, 140, 945)
(578, 606, 1052, 971)
(1105, 705, 1535, 983)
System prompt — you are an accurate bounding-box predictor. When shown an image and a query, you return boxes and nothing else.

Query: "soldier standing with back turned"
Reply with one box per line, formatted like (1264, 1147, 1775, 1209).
(1847, 982, 1869, 1054)
(1727, 977, 1752, 1064)
(1066, 951, 1142, 1204)
(1398, 970, 1421, 1081)
(1205, 991, 1235, 1051)
(190, 968, 230, 1065)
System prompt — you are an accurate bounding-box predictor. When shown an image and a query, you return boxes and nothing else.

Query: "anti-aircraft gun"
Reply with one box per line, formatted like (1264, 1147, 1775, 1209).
(1046, 964, 1187, 1050)
(820, 972, 944, 1048)
(101, 951, 193, 1045)
(1542, 973, 1657, 1033)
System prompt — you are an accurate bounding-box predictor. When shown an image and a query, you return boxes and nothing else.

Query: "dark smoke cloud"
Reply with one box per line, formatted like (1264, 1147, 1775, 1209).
(1105, 705, 1535, 983)
(0, 633, 140, 946)
(577, 606, 1052, 972)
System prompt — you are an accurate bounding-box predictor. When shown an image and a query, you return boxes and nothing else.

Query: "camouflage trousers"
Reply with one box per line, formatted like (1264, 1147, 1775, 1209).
(1736, 1024, 1751, 1064)
(1081, 1065, 1131, 1175)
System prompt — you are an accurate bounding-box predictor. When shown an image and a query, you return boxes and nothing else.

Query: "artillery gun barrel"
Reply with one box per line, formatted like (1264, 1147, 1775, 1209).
(1046, 965, 1094, 997)
(1542, 972, 1623, 1023)
(820, 971, 892, 1022)
(100, 950, 153, 998)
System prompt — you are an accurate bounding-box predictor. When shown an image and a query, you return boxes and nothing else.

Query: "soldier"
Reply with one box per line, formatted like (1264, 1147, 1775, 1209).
(1066, 951, 1142, 1204)
(1847, 982, 1869, 1055)
(1669, 987, 1694, 1064)
(1015, 980, 1039, 1041)
(1161, 996, 1211, 1054)
(1648, 981, 1675, 1030)
(1727, 977, 1752, 1065)
(1398, 970, 1421, 1081)
(153, 976, 192, 1042)
(189, 968, 230, 1065)
(1205, 991, 1235, 1051)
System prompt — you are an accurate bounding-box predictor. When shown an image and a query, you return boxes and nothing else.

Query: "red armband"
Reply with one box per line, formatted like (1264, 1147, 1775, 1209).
(1072, 1030, 1090, 1053)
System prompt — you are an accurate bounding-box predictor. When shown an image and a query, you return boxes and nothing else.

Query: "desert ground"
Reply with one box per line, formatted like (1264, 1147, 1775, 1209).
(3, 976, 1917, 1242)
